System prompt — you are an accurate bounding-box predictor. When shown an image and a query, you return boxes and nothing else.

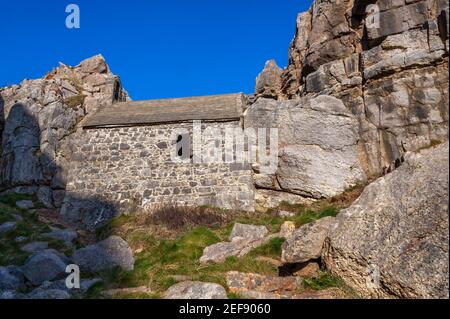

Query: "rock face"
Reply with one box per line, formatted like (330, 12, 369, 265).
(0, 55, 129, 208)
(255, 60, 283, 99)
(164, 281, 228, 299)
(282, 217, 336, 264)
(246, 95, 366, 199)
(322, 142, 449, 299)
(72, 236, 134, 273)
(250, 0, 449, 205)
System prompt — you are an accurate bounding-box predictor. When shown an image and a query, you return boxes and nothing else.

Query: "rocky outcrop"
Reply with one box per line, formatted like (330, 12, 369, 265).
(322, 142, 449, 298)
(255, 60, 283, 99)
(245, 95, 366, 199)
(250, 0, 449, 205)
(0, 55, 129, 208)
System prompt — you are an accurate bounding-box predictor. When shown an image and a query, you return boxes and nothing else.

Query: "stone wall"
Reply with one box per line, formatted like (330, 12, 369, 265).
(61, 121, 255, 229)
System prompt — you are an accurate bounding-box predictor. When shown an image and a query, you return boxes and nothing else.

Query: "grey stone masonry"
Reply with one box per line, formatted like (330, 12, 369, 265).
(62, 121, 255, 229)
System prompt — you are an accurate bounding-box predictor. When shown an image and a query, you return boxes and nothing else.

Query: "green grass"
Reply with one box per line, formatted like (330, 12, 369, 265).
(0, 193, 35, 207)
(92, 202, 342, 298)
(0, 194, 53, 266)
(303, 271, 346, 291)
(93, 225, 282, 297)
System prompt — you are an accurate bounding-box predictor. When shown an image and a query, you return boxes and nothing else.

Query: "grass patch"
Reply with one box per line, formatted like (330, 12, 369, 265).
(0, 196, 53, 266)
(303, 271, 346, 291)
(64, 94, 86, 109)
(94, 225, 281, 297)
(0, 193, 35, 207)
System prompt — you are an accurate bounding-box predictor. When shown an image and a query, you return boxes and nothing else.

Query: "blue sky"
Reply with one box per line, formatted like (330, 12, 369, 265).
(0, 1, 312, 100)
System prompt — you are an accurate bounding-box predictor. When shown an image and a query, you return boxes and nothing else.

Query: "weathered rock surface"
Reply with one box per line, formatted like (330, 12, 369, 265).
(26, 288, 71, 299)
(282, 217, 336, 264)
(0, 221, 17, 236)
(72, 236, 134, 273)
(255, 60, 283, 99)
(22, 249, 69, 286)
(245, 95, 366, 199)
(229, 223, 268, 241)
(226, 271, 303, 299)
(200, 223, 275, 263)
(251, 0, 449, 206)
(0, 266, 25, 291)
(0, 54, 129, 209)
(15, 200, 34, 209)
(164, 281, 228, 299)
(322, 142, 449, 299)
(42, 227, 78, 246)
(21, 241, 49, 253)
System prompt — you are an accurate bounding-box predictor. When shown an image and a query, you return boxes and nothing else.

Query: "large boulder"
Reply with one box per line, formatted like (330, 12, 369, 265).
(0, 266, 25, 291)
(21, 249, 69, 286)
(281, 217, 336, 264)
(245, 95, 366, 199)
(164, 281, 227, 299)
(72, 236, 134, 273)
(322, 142, 449, 299)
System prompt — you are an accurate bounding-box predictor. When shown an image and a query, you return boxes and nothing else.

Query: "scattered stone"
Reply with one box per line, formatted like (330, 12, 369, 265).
(282, 217, 336, 264)
(226, 271, 303, 299)
(293, 262, 320, 278)
(42, 227, 78, 246)
(22, 249, 69, 286)
(14, 236, 28, 243)
(0, 266, 25, 291)
(21, 241, 49, 253)
(26, 288, 71, 299)
(72, 236, 134, 273)
(200, 222, 278, 264)
(229, 223, 268, 241)
(15, 200, 34, 209)
(0, 222, 17, 236)
(277, 210, 296, 218)
(37, 278, 102, 297)
(164, 281, 228, 299)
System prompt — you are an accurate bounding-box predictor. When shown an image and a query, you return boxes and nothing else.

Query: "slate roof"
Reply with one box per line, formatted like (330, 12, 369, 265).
(82, 93, 246, 128)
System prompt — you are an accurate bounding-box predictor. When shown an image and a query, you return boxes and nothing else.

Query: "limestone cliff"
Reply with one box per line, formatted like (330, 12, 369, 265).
(251, 0, 449, 204)
(0, 55, 129, 207)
